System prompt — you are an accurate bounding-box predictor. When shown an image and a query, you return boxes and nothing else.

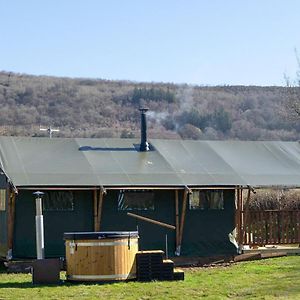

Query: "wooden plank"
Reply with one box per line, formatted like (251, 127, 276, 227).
(127, 212, 176, 230)
(260, 252, 287, 259)
(260, 211, 264, 245)
(291, 211, 295, 243)
(19, 187, 98, 190)
(19, 186, 244, 191)
(284, 211, 288, 244)
(234, 253, 261, 262)
(277, 211, 281, 244)
(287, 211, 290, 243)
(105, 186, 185, 190)
(106, 186, 241, 191)
(269, 211, 273, 244)
(177, 188, 189, 255)
(185, 187, 238, 190)
(175, 190, 179, 250)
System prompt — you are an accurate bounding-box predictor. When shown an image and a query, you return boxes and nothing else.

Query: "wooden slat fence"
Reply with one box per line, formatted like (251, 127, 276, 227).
(242, 210, 300, 245)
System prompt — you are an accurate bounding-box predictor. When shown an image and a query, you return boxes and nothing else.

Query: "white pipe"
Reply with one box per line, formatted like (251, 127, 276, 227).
(35, 197, 44, 259)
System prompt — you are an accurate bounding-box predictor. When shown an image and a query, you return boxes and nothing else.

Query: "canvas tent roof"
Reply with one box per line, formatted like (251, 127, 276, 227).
(1, 136, 300, 188)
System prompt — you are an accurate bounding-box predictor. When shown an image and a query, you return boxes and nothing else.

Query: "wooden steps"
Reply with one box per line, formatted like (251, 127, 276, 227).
(136, 251, 184, 281)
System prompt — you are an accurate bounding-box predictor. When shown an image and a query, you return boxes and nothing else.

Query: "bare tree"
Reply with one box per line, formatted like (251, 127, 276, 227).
(284, 49, 300, 120)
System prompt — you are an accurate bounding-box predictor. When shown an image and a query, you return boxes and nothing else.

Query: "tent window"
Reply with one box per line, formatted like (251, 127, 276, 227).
(43, 191, 74, 211)
(0, 189, 6, 211)
(118, 190, 154, 211)
(189, 190, 224, 210)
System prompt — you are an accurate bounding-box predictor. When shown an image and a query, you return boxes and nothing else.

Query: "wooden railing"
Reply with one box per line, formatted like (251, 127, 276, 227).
(242, 210, 300, 245)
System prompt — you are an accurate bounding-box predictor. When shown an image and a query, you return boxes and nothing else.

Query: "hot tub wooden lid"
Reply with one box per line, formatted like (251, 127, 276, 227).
(63, 231, 139, 240)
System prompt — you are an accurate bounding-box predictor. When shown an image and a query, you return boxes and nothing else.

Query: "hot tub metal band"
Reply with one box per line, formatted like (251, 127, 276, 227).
(68, 240, 138, 254)
(67, 273, 136, 280)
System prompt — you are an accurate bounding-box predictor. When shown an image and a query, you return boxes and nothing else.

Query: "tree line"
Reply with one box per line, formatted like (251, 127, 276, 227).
(0, 71, 299, 141)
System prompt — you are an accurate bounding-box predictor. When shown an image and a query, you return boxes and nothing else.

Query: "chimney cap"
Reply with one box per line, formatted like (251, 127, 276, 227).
(139, 107, 149, 113)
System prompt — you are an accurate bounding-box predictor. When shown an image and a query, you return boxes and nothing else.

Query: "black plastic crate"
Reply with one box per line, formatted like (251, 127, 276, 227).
(136, 258, 163, 264)
(159, 274, 174, 281)
(137, 277, 152, 282)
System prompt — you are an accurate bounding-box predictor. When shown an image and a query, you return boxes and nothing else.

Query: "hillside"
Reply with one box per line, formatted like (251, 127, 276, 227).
(0, 71, 299, 140)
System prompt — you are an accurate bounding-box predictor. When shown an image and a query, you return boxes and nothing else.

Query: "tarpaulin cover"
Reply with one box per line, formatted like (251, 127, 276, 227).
(1, 136, 300, 187)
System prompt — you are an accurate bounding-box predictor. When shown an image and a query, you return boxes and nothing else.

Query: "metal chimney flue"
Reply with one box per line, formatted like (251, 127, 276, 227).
(139, 108, 149, 151)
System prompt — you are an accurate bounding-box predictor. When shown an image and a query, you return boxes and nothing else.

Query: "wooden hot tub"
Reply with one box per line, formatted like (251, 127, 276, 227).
(64, 231, 139, 282)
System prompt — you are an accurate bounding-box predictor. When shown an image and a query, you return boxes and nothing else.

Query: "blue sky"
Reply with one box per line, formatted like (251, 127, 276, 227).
(1, 0, 300, 85)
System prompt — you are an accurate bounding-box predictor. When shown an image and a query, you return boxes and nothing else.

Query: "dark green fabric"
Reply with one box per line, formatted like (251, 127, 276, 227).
(0, 174, 7, 257)
(101, 190, 176, 257)
(12, 189, 237, 258)
(13, 190, 93, 258)
(1, 137, 300, 187)
(182, 190, 237, 256)
(101, 190, 236, 257)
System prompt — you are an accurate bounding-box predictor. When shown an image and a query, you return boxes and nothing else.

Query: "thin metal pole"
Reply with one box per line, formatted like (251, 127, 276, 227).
(165, 234, 168, 259)
(35, 196, 44, 259)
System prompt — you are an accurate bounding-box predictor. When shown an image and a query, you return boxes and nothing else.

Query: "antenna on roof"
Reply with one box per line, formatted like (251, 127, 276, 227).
(40, 125, 60, 138)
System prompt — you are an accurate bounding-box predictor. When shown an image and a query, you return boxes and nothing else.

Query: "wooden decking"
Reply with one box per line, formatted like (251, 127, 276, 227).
(242, 245, 300, 256)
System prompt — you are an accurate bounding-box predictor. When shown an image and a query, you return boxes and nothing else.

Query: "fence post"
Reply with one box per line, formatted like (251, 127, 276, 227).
(277, 211, 281, 244)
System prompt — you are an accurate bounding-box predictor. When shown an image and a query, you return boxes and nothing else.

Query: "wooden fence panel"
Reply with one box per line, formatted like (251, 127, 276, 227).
(242, 210, 300, 245)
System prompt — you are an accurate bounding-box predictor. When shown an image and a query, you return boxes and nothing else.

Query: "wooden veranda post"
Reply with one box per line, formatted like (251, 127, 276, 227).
(243, 188, 251, 244)
(236, 187, 244, 246)
(235, 188, 240, 244)
(177, 187, 189, 256)
(175, 190, 179, 252)
(96, 187, 106, 231)
(93, 187, 106, 232)
(7, 188, 16, 258)
(93, 188, 98, 231)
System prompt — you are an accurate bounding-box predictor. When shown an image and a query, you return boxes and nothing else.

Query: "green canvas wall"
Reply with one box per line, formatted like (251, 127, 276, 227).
(0, 174, 7, 257)
(182, 190, 237, 256)
(100, 189, 236, 257)
(12, 189, 236, 259)
(101, 190, 176, 257)
(13, 190, 93, 258)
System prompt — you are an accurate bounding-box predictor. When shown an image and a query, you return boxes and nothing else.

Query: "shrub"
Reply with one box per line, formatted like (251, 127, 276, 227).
(246, 189, 300, 210)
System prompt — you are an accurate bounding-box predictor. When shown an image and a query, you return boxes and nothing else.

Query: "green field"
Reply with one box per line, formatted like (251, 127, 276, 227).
(0, 256, 299, 299)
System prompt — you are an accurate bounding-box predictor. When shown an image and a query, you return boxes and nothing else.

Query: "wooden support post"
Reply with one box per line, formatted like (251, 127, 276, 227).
(238, 187, 244, 245)
(7, 188, 16, 257)
(235, 188, 241, 244)
(177, 187, 189, 256)
(93, 189, 98, 232)
(241, 189, 244, 244)
(96, 187, 106, 232)
(175, 190, 179, 252)
(243, 188, 251, 244)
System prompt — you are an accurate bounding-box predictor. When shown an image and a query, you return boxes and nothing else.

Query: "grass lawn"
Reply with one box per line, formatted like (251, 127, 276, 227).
(0, 256, 299, 299)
